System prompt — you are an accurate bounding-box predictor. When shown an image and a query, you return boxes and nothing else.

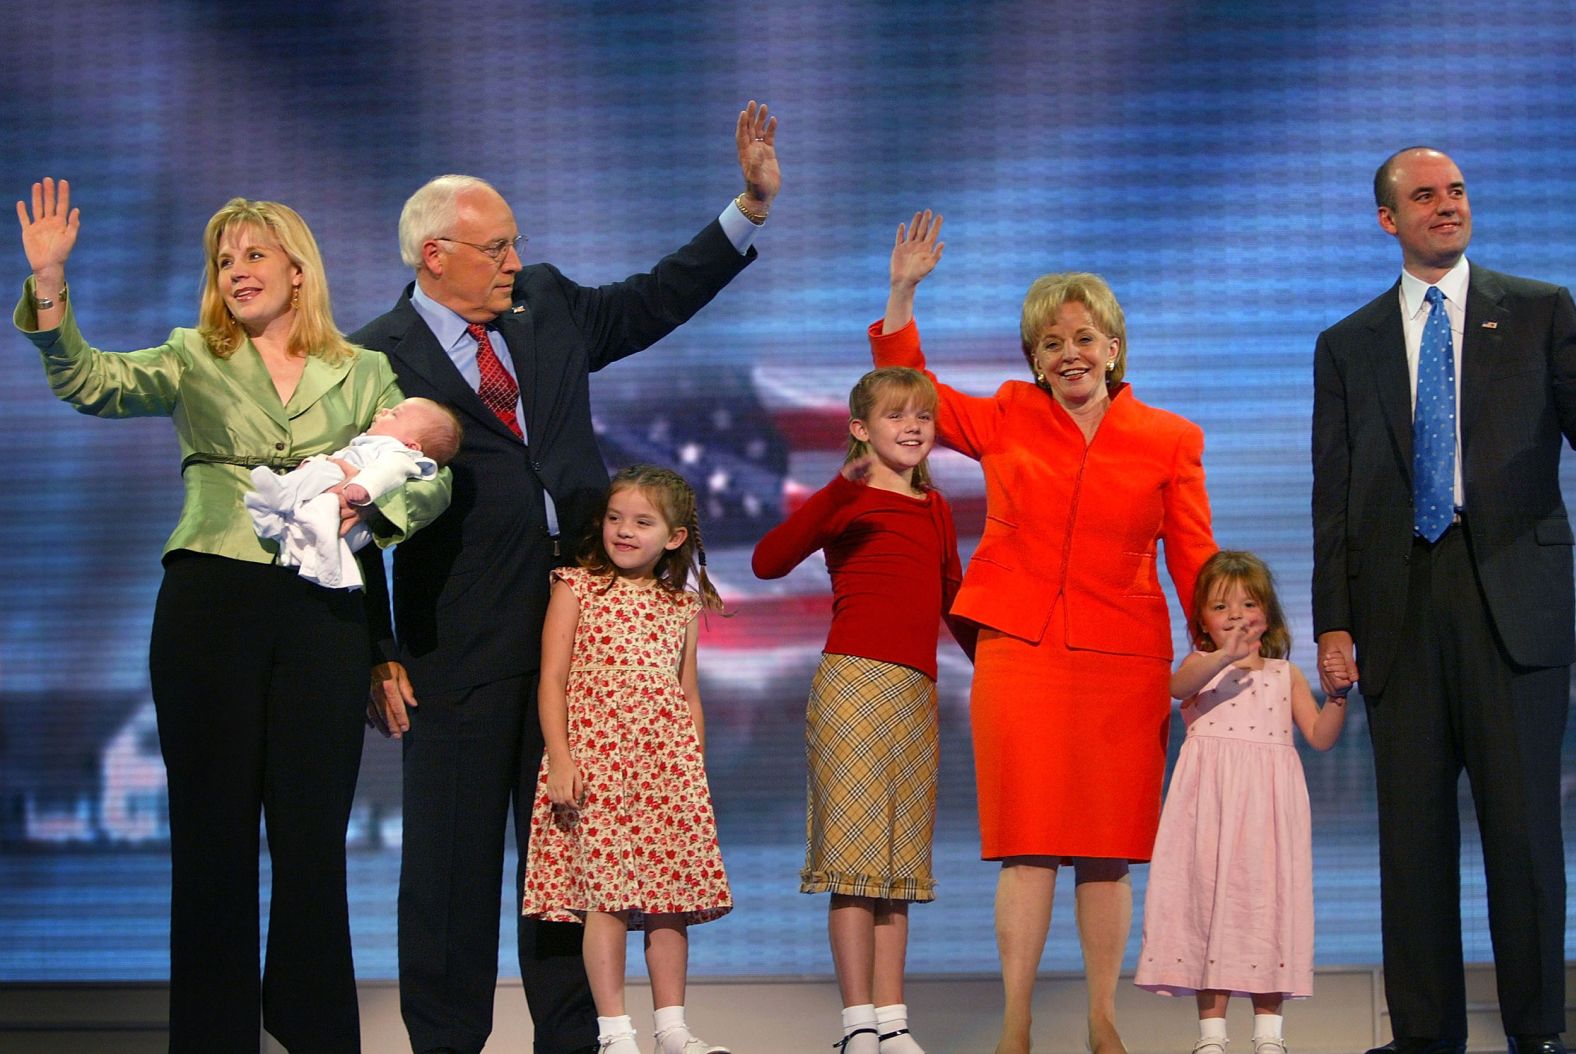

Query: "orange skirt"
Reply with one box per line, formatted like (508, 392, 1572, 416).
(970, 598, 1171, 862)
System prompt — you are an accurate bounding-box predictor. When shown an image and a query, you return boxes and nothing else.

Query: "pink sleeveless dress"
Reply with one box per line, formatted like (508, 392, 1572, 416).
(1135, 657, 1314, 997)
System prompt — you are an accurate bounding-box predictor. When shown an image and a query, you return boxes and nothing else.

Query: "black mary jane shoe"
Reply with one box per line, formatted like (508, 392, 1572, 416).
(835, 1028, 880, 1051)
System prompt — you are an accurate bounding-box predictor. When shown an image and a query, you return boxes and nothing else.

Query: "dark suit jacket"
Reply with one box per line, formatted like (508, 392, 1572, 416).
(351, 219, 754, 693)
(1312, 264, 1576, 695)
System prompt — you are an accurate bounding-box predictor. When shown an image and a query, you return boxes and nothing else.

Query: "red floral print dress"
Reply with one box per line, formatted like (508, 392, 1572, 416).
(521, 567, 731, 927)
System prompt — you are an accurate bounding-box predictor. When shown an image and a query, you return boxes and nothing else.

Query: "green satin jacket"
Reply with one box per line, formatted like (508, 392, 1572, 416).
(15, 284, 451, 564)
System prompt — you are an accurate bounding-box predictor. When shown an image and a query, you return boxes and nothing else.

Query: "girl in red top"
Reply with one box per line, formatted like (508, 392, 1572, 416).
(753, 367, 975, 1054)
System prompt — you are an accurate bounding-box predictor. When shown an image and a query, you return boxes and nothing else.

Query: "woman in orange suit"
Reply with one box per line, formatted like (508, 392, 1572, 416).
(869, 213, 1216, 1054)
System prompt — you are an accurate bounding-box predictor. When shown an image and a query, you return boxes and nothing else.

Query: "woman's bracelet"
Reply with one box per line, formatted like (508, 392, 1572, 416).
(33, 283, 68, 310)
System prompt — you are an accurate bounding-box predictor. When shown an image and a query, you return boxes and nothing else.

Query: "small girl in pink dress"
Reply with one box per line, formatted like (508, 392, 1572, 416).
(1135, 551, 1347, 1054)
(522, 465, 731, 1054)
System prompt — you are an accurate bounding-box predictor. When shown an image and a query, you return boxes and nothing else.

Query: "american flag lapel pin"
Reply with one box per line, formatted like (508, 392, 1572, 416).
(1480, 320, 1499, 329)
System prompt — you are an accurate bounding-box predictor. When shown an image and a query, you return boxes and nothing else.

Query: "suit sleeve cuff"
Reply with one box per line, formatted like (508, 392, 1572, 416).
(718, 199, 762, 254)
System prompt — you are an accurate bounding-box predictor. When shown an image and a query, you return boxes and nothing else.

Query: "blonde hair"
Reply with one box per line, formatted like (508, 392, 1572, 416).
(1019, 272, 1128, 386)
(844, 366, 939, 490)
(197, 198, 356, 364)
(578, 465, 725, 612)
(1189, 550, 1291, 659)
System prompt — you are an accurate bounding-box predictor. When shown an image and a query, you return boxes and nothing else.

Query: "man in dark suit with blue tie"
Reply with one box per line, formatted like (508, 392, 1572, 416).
(1313, 147, 1574, 1054)
(351, 102, 780, 1054)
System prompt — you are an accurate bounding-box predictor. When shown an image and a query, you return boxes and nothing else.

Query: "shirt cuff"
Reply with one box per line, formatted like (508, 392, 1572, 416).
(718, 198, 762, 254)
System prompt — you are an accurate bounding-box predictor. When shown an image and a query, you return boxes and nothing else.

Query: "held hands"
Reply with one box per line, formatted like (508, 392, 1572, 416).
(545, 755, 585, 808)
(735, 100, 781, 214)
(17, 178, 79, 278)
(1316, 630, 1358, 698)
(367, 660, 419, 738)
(890, 210, 944, 290)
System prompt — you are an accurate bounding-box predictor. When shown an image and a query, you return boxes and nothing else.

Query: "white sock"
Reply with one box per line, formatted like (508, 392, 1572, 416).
(1252, 1014, 1284, 1040)
(1200, 1017, 1229, 1042)
(597, 1014, 639, 1054)
(875, 1003, 925, 1054)
(654, 1004, 691, 1053)
(840, 1004, 880, 1054)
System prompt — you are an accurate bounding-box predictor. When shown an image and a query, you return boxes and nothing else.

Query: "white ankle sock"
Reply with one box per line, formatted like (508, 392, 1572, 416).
(1200, 1017, 1229, 1042)
(840, 1004, 880, 1054)
(654, 1004, 694, 1054)
(1252, 1014, 1284, 1040)
(874, 1003, 925, 1053)
(597, 1014, 639, 1054)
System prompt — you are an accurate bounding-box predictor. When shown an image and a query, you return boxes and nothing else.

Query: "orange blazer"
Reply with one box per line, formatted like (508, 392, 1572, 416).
(870, 319, 1216, 659)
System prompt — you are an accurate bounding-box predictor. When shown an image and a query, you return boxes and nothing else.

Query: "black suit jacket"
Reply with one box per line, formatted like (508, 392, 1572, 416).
(351, 219, 754, 693)
(1312, 264, 1576, 695)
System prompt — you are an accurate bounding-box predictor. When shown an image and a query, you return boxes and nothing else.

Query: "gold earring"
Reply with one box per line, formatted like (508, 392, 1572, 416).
(1105, 359, 1115, 372)
(291, 286, 300, 308)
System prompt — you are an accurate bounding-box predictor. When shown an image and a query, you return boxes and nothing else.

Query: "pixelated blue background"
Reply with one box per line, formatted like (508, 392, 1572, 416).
(2, 0, 1574, 980)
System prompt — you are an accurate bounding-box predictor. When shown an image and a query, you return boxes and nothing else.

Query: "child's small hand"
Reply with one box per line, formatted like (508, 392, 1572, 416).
(545, 758, 584, 808)
(840, 454, 878, 484)
(1220, 623, 1258, 663)
(889, 210, 944, 290)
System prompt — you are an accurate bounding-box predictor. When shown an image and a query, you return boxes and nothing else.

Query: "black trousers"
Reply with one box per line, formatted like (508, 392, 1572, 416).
(149, 552, 368, 1054)
(398, 672, 595, 1054)
(1367, 526, 1568, 1039)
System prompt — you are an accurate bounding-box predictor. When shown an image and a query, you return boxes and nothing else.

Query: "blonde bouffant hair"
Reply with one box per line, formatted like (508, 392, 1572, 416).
(1018, 271, 1128, 387)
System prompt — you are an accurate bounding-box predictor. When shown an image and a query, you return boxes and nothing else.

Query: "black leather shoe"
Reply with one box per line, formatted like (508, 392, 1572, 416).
(1508, 1037, 1567, 1054)
(1365, 1041, 1467, 1054)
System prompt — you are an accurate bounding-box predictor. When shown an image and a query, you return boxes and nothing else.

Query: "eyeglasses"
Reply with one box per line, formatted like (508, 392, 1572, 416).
(437, 234, 526, 262)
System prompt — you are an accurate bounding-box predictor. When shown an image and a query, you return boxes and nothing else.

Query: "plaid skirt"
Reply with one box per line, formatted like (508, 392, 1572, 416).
(800, 653, 938, 902)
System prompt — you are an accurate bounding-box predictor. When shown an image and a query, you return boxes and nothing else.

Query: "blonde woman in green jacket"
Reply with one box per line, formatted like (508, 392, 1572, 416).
(15, 178, 451, 1054)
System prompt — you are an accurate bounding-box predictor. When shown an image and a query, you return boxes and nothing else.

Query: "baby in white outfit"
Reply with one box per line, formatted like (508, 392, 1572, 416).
(246, 397, 461, 589)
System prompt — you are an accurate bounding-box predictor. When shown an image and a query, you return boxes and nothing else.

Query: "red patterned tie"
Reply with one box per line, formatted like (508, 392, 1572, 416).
(466, 323, 523, 439)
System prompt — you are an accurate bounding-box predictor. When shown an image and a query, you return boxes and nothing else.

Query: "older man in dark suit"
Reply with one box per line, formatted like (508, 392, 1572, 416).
(1313, 146, 1575, 1054)
(351, 102, 780, 1054)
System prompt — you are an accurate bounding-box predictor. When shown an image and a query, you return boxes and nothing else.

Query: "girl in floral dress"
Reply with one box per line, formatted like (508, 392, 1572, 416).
(522, 465, 731, 1054)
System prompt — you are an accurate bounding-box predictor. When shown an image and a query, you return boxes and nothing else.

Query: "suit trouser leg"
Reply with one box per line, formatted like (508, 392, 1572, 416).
(1369, 528, 1567, 1039)
(397, 672, 595, 1054)
(150, 554, 363, 1054)
(400, 676, 524, 1052)
(513, 673, 596, 1054)
(1450, 538, 1568, 1035)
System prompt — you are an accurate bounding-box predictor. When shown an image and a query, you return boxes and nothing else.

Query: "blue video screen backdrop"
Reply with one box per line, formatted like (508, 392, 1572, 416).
(2, 0, 1575, 980)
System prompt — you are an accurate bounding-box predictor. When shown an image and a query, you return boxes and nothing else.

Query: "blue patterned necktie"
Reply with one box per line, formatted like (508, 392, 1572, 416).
(1413, 285, 1456, 541)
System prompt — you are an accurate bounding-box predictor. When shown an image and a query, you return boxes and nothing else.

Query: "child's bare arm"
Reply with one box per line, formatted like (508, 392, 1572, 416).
(1289, 662, 1346, 751)
(678, 619, 704, 754)
(1170, 623, 1257, 698)
(538, 580, 584, 805)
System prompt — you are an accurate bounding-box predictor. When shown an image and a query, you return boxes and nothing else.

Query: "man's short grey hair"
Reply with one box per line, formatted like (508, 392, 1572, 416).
(398, 174, 501, 270)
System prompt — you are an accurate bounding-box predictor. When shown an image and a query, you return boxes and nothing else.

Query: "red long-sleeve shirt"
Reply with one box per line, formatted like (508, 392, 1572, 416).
(751, 473, 973, 680)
